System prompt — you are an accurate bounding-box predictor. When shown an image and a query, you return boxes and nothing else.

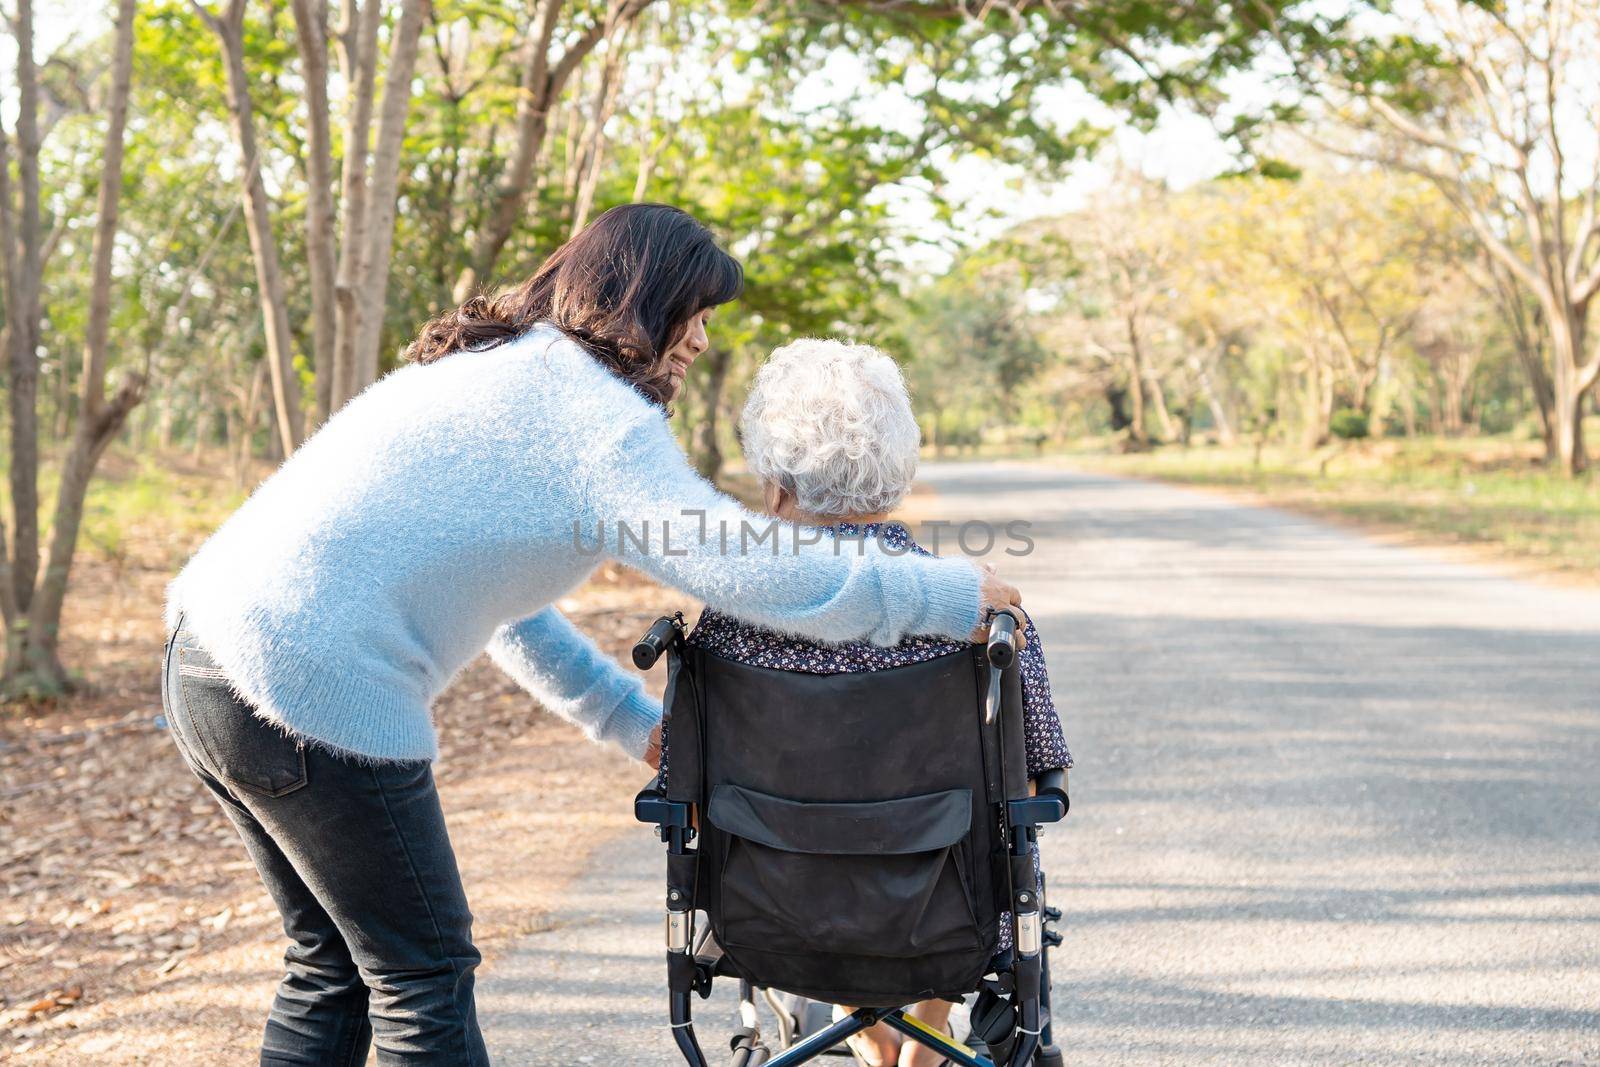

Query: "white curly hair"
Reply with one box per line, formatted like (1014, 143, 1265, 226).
(739, 338, 921, 518)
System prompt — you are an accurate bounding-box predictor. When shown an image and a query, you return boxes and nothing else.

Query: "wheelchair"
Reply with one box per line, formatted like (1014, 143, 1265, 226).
(632, 610, 1069, 1067)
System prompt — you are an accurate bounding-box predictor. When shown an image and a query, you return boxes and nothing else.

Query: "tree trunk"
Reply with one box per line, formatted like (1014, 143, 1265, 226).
(205, 1, 304, 458)
(157, 400, 175, 449)
(1125, 318, 1147, 445)
(1187, 345, 1237, 445)
(1423, 366, 1443, 436)
(232, 359, 267, 485)
(329, 0, 382, 412)
(570, 8, 634, 235)
(1552, 392, 1587, 475)
(0, 203, 17, 645)
(1349, 365, 1376, 415)
(26, 386, 143, 690)
(3, 292, 39, 620)
(10, 0, 142, 695)
(4, 0, 45, 620)
(348, 0, 430, 394)
(292, 0, 338, 427)
(691, 347, 731, 481)
(1517, 337, 1556, 454)
(1441, 364, 1467, 436)
(1550, 312, 1593, 475)
(1104, 383, 1130, 433)
(53, 354, 71, 439)
(1302, 348, 1333, 449)
(1493, 281, 1555, 456)
(1126, 369, 1146, 444)
(1146, 375, 1177, 443)
(191, 381, 210, 460)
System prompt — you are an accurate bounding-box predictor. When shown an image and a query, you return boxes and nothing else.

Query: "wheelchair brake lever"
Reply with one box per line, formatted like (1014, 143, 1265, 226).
(984, 610, 1017, 725)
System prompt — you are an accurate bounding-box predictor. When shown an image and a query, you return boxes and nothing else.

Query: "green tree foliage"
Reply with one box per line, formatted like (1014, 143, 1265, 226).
(916, 164, 1543, 453)
(1330, 408, 1370, 441)
(890, 257, 1048, 453)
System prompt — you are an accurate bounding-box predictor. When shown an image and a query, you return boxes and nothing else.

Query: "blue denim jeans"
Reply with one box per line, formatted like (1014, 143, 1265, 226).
(161, 612, 490, 1066)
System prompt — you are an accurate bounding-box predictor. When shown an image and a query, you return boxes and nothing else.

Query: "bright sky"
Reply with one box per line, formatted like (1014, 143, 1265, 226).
(886, 108, 1240, 278)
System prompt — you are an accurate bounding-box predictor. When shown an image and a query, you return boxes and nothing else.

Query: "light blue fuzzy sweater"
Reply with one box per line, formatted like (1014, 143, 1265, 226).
(164, 324, 983, 763)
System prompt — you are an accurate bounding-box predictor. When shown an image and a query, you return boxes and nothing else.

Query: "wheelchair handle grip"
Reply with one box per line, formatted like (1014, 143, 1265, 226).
(633, 616, 678, 670)
(1028, 767, 1069, 822)
(1034, 767, 1068, 806)
(986, 610, 1018, 669)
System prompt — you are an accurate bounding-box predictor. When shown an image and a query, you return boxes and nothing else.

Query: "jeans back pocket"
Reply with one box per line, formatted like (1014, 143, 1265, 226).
(176, 643, 308, 799)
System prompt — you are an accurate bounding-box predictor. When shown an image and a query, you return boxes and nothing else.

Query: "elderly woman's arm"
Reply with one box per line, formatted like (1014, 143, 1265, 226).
(580, 410, 986, 646)
(1015, 618, 1072, 777)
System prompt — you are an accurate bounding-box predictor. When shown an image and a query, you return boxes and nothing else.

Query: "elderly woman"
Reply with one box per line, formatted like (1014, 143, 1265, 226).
(674, 339, 1072, 1067)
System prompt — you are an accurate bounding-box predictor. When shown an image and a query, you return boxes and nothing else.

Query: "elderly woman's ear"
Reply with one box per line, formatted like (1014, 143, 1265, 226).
(762, 479, 790, 519)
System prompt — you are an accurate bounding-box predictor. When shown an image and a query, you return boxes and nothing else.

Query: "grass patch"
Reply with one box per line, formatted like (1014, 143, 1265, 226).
(1064, 436, 1600, 580)
(0, 448, 258, 569)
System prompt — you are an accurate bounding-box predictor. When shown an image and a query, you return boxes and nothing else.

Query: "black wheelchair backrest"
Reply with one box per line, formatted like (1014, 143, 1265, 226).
(661, 640, 1030, 1007)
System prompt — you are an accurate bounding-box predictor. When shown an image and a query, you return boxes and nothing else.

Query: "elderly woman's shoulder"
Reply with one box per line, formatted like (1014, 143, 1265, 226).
(831, 520, 931, 557)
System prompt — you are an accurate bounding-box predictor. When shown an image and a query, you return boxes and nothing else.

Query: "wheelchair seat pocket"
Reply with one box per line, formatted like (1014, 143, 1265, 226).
(708, 783, 980, 959)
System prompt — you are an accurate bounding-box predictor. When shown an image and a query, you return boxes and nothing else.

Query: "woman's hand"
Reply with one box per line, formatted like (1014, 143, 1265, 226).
(974, 563, 1030, 648)
(643, 722, 663, 770)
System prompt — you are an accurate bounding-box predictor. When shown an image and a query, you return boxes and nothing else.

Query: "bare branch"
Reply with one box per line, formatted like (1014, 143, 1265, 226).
(454, 0, 657, 299)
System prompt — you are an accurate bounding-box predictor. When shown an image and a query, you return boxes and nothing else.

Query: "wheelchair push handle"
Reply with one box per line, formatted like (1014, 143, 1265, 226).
(633, 615, 680, 670)
(1034, 767, 1067, 801)
(986, 609, 1019, 669)
(1033, 767, 1069, 819)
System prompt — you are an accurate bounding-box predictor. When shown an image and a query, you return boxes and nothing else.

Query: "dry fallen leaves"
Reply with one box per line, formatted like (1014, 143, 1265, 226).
(3, 984, 82, 1024)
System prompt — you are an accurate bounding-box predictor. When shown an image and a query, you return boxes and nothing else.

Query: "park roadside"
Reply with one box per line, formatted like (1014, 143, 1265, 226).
(1052, 435, 1599, 587)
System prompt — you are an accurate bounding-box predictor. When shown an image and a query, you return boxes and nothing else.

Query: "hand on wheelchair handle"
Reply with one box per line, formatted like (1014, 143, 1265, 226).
(973, 563, 1030, 649)
(643, 722, 663, 771)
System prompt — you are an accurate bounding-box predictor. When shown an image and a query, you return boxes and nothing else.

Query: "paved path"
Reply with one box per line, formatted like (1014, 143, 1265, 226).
(482, 461, 1600, 1065)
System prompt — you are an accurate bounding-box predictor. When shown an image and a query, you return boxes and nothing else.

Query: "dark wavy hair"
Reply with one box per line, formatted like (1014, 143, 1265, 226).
(405, 204, 743, 404)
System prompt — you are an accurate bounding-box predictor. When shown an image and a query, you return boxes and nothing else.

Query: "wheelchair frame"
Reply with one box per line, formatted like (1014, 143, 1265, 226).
(632, 611, 1069, 1067)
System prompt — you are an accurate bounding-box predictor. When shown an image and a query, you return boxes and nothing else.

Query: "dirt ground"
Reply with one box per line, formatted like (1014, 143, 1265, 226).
(0, 508, 683, 1063)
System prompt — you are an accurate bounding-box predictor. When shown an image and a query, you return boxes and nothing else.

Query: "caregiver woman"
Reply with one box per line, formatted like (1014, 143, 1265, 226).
(160, 203, 1022, 1066)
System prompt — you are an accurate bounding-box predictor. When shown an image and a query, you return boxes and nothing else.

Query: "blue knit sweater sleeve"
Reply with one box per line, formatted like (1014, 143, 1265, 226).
(485, 606, 661, 759)
(582, 412, 984, 645)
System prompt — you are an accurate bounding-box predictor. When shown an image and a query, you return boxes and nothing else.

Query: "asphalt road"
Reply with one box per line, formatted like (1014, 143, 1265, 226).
(481, 461, 1600, 1065)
